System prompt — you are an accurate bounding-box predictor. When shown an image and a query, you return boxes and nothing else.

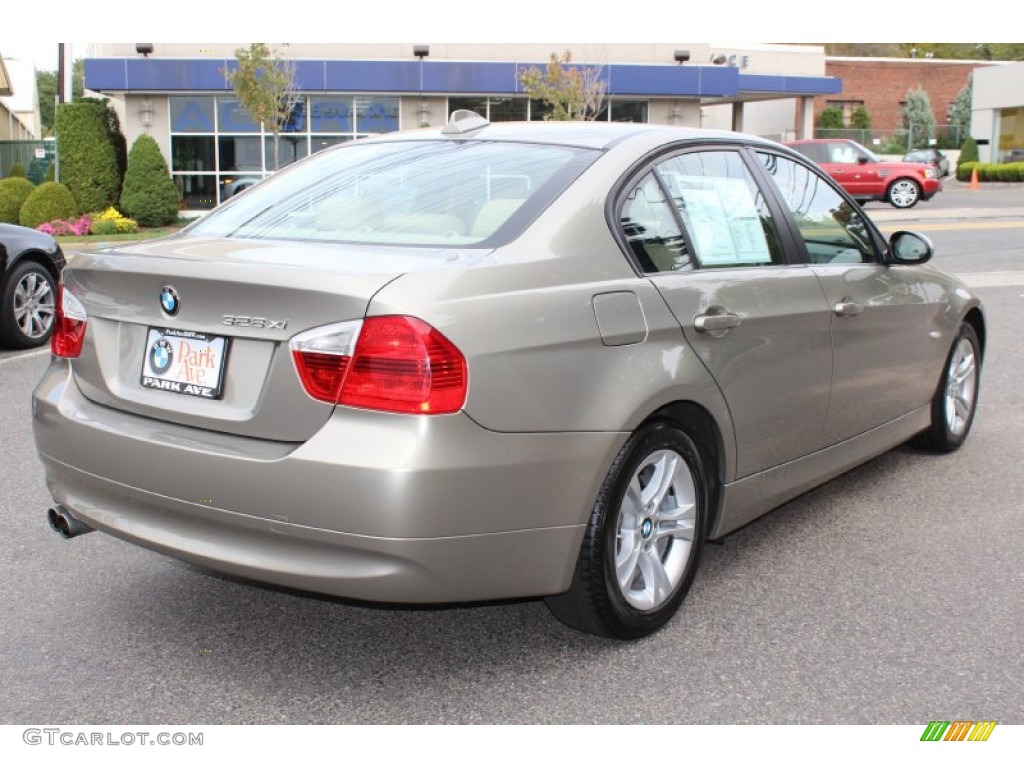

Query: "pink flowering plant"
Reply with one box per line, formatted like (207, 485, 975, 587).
(37, 215, 93, 237)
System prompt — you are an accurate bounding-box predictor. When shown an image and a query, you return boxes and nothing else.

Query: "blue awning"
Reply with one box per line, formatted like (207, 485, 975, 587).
(85, 58, 841, 99)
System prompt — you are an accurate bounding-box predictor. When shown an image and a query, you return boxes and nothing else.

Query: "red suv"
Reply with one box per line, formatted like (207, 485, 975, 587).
(784, 139, 941, 209)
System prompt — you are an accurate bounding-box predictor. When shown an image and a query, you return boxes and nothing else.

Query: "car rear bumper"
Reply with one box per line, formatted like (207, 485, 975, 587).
(33, 361, 626, 603)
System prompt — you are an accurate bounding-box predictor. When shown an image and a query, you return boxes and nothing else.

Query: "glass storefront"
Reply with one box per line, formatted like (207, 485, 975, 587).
(998, 107, 1024, 163)
(448, 95, 648, 123)
(169, 95, 400, 209)
(168, 93, 648, 210)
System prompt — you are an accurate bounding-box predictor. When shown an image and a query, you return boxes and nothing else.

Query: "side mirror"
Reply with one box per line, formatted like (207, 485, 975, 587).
(857, 154, 870, 164)
(888, 230, 933, 265)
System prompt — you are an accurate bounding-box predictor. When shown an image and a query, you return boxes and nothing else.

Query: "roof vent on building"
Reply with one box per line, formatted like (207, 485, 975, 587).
(442, 110, 490, 135)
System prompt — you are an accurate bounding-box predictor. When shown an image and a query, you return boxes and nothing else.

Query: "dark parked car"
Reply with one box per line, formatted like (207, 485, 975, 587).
(0, 223, 65, 349)
(903, 148, 950, 178)
(35, 116, 984, 639)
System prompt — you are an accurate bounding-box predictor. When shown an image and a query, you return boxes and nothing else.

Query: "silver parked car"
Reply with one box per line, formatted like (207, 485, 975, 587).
(34, 114, 984, 639)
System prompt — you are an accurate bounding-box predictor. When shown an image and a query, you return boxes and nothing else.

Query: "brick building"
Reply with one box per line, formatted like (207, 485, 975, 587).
(817, 57, 998, 137)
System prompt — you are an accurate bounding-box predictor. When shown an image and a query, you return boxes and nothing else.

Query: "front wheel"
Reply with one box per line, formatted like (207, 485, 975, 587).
(887, 178, 921, 209)
(914, 323, 981, 452)
(545, 421, 707, 639)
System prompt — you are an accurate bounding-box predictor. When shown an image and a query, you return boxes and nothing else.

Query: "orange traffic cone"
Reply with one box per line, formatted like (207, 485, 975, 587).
(970, 168, 980, 190)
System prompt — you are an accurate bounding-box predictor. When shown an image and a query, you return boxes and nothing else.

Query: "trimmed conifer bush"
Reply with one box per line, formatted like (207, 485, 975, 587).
(19, 181, 78, 229)
(0, 177, 36, 224)
(7, 162, 26, 178)
(55, 99, 123, 212)
(120, 135, 180, 226)
(957, 137, 979, 176)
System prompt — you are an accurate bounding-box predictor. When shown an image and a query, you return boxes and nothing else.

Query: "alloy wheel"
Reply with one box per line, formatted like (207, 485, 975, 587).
(614, 449, 697, 611)
(13, 270, 55, 340)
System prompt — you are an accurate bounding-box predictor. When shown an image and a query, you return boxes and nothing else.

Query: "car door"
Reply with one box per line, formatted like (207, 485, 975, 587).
(754, 150, 937, 445)
(619, 148, 834, 479)
(820, 141, 879, 199)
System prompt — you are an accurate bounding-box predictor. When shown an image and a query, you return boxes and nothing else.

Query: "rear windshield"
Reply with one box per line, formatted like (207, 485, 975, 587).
(186, 140, 599, 246)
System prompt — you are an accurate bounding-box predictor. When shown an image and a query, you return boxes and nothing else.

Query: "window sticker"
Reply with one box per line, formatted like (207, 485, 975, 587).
(669, 176, 772, 266)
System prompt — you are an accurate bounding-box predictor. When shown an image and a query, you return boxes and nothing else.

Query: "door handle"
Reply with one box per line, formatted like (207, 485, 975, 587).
(694, 311, 742, 333)
(834, 298, 864, 318)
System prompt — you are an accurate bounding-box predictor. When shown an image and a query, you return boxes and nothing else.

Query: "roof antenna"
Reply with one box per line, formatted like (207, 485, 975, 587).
(442, 110, 490, 135)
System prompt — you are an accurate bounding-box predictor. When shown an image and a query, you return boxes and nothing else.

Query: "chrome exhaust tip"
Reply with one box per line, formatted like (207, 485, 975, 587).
(47, 505, 94, 539)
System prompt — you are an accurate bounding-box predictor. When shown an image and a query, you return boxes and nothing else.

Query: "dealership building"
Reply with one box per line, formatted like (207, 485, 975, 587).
(970, 60, 1024, 163)
(83, 43, 840, 210)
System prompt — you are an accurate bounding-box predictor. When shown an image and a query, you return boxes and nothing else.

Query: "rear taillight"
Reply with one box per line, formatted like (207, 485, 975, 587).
(52, 284, 87, 359)
(290, 316, 467, 415)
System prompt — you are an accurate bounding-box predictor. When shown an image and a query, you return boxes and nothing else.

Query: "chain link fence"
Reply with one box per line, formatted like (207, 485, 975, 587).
(813, 124, 966, 154)
(0, 140, 56, 184)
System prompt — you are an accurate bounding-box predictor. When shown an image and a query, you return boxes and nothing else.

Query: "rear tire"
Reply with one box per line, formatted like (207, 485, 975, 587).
(545, 421, 707, 639)
(914, 323, 981, 452)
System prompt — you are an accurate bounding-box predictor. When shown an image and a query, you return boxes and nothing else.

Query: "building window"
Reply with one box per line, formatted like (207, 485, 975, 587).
(998, 107, 1024, 162)
(447, 96, 649, 124)
(169, 95, 401, 209)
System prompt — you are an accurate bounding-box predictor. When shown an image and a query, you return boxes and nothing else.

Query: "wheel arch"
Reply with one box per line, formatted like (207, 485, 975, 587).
(963, 307, 986, 359)
(10, 250, 61, 283)
(645, 400, 727, 540)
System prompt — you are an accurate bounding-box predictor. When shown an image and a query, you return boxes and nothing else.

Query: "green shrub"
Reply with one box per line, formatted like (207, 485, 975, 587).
(7, 162, 26, 178)
(19, 181, 78, 229)
(55, 99, 123, 212)
(27, 157, 50, 185)
(957, 161, 978, 182)
(120, 135, 180, 226)
(979, 163, 1000, 182)
(0, 177, 35, 224)
(850, 106, 872, 130)
(44, 162, 55, 183)
(958, 137, 979, 172)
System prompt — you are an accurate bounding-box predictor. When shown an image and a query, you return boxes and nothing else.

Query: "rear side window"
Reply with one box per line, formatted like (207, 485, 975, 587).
(654, 150, 786, 269)
(187, 140, 599, 247)
(619, 149, 786, 273)
(620, 173, 691, 273)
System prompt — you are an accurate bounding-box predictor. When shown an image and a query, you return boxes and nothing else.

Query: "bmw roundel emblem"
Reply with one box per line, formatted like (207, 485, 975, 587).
(160, 286, 180, 316)
(149, 338, 174, 375)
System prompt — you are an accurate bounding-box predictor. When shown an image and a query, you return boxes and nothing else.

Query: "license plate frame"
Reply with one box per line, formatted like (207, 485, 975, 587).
(140, 327, 229, 400)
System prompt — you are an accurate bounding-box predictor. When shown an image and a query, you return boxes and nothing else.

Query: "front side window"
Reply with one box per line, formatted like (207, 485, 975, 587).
(187, 140, 599, 247)
(758, 152, 878, 264)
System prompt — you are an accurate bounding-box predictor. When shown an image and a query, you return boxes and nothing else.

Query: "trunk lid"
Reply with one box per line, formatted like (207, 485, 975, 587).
(63, 236, 485, 441)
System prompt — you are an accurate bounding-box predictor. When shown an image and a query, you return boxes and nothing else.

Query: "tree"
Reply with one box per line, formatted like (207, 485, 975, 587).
(902, 88, 936, 150)
(120, 135, 180, 226)
(55, 99, 123, 212)
(226, 43, 300, 171)
(850, 106, 872, 130)
(950, 77, 973, 144)
(519, 52, 606, 121)
(36, 60, 84, 136)
(816, 106, 844, 138)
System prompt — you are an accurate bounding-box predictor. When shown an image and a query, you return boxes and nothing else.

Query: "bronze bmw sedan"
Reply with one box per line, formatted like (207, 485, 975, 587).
(33, 113, 984, 639)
